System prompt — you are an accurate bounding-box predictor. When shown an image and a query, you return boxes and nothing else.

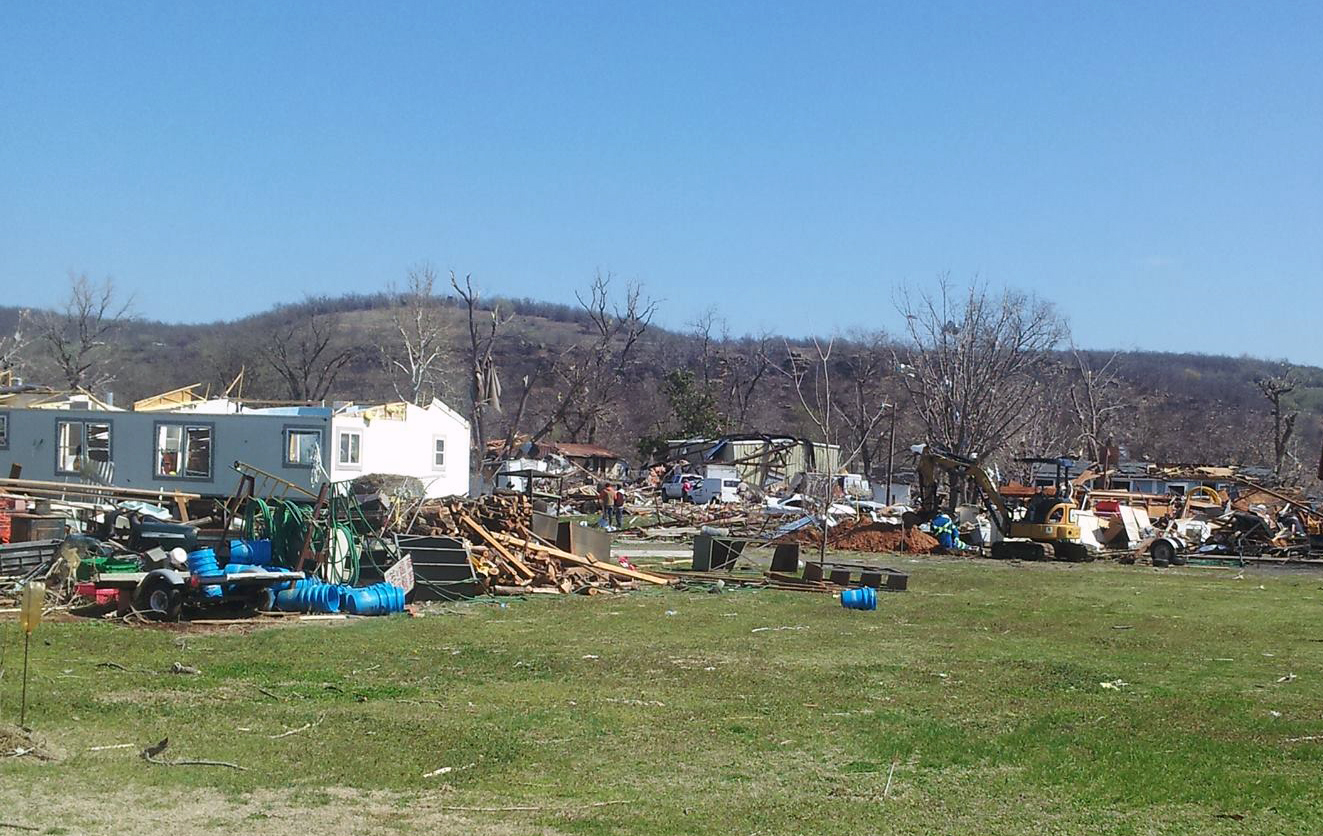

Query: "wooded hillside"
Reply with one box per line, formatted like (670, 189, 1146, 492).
(3, 277, 1320, 487)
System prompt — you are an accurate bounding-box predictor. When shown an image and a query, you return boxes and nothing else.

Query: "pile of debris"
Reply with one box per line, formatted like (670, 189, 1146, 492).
(467, 527, 671, 595)
(404, 495, 672, 595)
(777, 518, 941, 555)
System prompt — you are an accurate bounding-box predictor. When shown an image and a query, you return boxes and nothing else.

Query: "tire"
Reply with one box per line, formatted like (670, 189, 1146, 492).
(1150, 539, 1176, 568)
(135, 575, 183, 622)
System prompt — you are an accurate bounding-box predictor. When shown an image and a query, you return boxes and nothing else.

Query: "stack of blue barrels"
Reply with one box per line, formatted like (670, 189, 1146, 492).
(229, 539, 274, 564)
(223, 538, 405, 616)
(185, 547, 225, 599)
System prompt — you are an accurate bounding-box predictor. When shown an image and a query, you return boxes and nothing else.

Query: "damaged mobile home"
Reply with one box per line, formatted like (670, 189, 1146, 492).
(0, 385, 470, 498)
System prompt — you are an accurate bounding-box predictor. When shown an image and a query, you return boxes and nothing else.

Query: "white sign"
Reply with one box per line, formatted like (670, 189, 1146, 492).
(385, 554, 415, 593)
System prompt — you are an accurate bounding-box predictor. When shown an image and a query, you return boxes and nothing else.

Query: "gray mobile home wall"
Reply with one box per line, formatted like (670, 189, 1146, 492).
(0, 408, 330, 496)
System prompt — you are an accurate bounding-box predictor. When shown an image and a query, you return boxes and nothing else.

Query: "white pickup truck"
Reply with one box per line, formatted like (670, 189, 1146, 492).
(661, 472, 704, 501)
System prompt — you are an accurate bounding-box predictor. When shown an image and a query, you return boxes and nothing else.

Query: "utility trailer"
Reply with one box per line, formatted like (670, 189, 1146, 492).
(87, 567, 299, 621)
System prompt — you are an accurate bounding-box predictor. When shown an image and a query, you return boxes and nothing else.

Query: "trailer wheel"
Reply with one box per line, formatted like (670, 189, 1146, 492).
(1149, 539, 1176, 568)
(136, 575, 183, 622)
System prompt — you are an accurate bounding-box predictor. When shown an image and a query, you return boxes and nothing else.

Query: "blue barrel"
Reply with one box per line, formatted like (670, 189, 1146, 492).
(840, 587, 877, 611)
(274, 578, 342, 613)
(339, 582, 405, 616)
(229, 539, 273, 565)
(186, 547, 224, 598)
(340, 585, 377, 615)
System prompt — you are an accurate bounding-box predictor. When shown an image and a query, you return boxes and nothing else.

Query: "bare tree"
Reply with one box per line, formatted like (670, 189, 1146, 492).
(896, 277, 1068, 463)
(772, 338, 889, 564)
(1256, 370, 1298, 479)
(0, 309, 30, 382)
(266, 300, 356, 402)
(1005, 361, 1076, 483)
(450, 272, 509, 480)
(1067, 348, 1126, 463)
(689, 306, 722, 391)
(837, 330, 896, 482)
(528, 272, 657, 445)
(499, 359, 548, 457)
(39, 273, 133, 391)
(773, 339, 838, 565)
(384, 264, 449, 405)
(720, 328, 773, 430)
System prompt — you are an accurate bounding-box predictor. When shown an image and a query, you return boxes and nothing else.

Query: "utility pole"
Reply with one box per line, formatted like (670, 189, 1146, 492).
(885, 404, 896, 505)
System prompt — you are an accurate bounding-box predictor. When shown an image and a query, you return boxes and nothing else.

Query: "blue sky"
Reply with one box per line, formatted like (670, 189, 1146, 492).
(2, 2, 1320, 362)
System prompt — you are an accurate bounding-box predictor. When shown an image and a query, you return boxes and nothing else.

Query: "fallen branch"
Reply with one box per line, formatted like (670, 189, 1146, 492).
(268, 715, 325, 739)
(0, 823, 39, 832)
(140, 738, 246, 770)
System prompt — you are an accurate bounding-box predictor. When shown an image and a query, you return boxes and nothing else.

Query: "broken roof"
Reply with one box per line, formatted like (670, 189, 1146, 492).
(545, 441, 622, 460)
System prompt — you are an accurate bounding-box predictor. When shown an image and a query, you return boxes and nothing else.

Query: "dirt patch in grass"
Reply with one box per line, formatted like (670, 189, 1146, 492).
(0, 786, 577, 836)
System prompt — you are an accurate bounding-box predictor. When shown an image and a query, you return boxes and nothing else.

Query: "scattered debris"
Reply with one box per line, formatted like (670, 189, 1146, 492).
(423, 762, 476, 778)
(140, 737, 246, 770)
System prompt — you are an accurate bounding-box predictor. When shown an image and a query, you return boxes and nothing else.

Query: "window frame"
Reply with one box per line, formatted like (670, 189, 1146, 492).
(337, 429, 363, 469)
(152, 420, 216, 481)
(431, 435, 446, 471)
(0, 411, 8, 449)
(283, 426, 325, 469)
(54, 418, 114, 475)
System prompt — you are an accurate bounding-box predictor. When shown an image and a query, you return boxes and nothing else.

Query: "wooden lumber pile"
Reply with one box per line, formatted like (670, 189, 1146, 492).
(470, 520, 671, 595)
(410, 494, 533, 537)
(404, 494, 674, 595)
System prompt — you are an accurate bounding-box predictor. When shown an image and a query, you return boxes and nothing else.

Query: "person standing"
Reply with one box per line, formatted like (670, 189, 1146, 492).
(612, 486, 626, 527)
(599, 483, 613, 527)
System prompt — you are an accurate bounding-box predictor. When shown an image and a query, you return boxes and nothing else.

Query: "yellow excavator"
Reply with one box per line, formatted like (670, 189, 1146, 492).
(915, 445, 1090, 562)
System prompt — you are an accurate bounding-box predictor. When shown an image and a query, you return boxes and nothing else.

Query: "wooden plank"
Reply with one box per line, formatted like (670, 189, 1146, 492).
(459, 513, 536, 581)
(495, 533, 672, 585)
(0, 477, 200, 501)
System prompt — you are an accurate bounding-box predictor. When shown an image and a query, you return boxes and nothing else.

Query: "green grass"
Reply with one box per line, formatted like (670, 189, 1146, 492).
(3, 558, 1323, 835)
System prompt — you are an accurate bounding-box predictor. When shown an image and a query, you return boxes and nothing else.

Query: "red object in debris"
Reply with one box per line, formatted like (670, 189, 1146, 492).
(1093, 499, 1121, 517)
(617, 556, 636, 570)
(74, 583, 121, 605)
(0, 496, 13, 543)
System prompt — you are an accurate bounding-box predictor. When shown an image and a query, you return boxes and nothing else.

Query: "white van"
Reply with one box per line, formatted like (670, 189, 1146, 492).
(690, 477, 742, 505)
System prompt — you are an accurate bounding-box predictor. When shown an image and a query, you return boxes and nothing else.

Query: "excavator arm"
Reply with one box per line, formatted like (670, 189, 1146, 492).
(915, 446, 1013, 535)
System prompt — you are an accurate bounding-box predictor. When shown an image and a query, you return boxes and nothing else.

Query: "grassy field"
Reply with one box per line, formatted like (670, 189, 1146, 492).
(2, 557, 1322, 835)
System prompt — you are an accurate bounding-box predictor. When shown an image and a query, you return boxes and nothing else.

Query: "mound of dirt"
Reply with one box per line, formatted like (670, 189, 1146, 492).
(0, 724, 60, 762)
(777, 518, 941, 554)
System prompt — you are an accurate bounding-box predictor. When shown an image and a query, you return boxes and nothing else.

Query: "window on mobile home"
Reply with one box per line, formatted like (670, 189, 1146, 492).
(56, 420, 112, 474)
(286, 428, 322, 467)
(156, 424, 213, 478)
(338, 430, 362, 466)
